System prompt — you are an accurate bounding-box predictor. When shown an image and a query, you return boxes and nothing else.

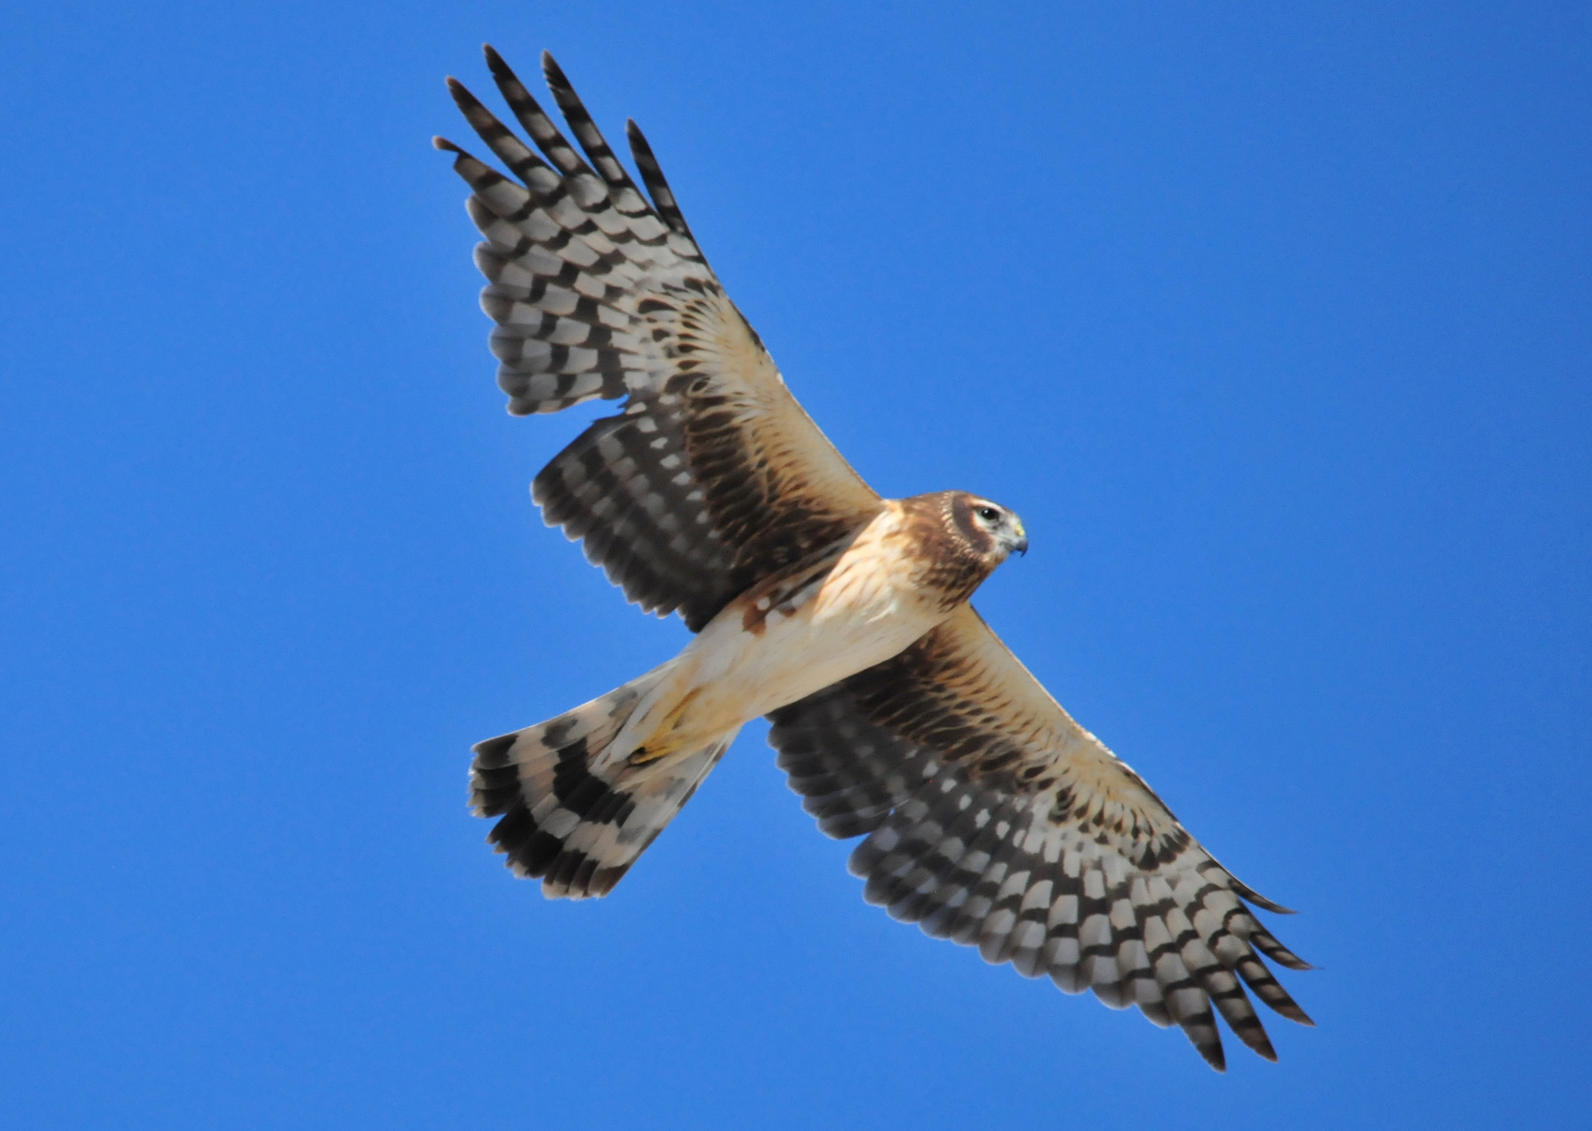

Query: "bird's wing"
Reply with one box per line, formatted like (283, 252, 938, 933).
(438, 48, 881, 630)
(768, 604, 1312, 1071)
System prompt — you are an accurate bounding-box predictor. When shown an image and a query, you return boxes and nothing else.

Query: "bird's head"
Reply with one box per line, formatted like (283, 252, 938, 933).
(952, 493, 1028, 563)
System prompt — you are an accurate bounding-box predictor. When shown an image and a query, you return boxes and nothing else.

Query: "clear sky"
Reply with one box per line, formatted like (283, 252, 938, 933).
(4, 2, 1588, 1127)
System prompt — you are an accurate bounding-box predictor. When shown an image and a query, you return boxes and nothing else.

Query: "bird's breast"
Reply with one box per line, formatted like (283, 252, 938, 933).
(680, 524, 949, 729)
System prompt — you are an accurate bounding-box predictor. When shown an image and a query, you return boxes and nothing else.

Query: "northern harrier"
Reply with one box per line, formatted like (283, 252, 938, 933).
(437, 47, 1312, 1070)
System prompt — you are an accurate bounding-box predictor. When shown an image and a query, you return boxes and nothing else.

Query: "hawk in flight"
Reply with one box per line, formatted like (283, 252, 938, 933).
(437, 47, 1311, 1070)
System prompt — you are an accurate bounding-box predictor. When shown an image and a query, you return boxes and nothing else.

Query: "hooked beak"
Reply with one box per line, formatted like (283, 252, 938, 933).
(1005, 520, 1028, 558)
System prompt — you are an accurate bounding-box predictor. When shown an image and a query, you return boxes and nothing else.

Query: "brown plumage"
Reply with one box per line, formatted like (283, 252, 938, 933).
(898, 492, 1017, 611)
(439, 46, 1310, 1071)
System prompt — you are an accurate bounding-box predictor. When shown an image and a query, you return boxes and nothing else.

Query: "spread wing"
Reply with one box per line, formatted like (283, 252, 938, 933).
(437, 48, 881, 630)
(768, 605, 1313, 1071)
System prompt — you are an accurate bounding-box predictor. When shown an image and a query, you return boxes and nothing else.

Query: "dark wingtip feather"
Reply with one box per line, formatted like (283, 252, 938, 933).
(1253, 896, 1298, 915)
(445, 76, 490, 123)
(1231, 874, 1297, 915)
(625, 118, 693, 237)
(485, 44, 514, 80)
(445, 76, 477, 111)
(1198, 1040, 1228, 1073)
(541, 50, 567, 89)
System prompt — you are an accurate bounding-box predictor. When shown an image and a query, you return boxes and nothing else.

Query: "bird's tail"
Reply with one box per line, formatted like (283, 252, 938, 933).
(470, 666, 737, 898)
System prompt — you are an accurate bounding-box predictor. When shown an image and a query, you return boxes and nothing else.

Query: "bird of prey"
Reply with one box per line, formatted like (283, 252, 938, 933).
(436, 46, 1312, 1070)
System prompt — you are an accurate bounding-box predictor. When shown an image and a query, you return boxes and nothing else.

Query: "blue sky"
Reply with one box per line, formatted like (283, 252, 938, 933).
(4, 2, 1588, 1126)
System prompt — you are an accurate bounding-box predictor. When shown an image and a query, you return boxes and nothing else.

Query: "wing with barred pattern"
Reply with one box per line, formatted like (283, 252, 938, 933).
(437, 48, 881, 630)
(768, 604, 1313, 1071)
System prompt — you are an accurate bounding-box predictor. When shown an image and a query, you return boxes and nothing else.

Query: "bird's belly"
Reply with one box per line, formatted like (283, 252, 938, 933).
(677, 565, 941, 736)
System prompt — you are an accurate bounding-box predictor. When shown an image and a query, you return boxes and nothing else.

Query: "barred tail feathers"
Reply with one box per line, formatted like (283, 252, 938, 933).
(470, 670, 736, 898)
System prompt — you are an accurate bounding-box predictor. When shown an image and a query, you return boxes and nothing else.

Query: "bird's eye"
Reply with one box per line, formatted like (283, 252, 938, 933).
(976, 505, 1000, 522)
